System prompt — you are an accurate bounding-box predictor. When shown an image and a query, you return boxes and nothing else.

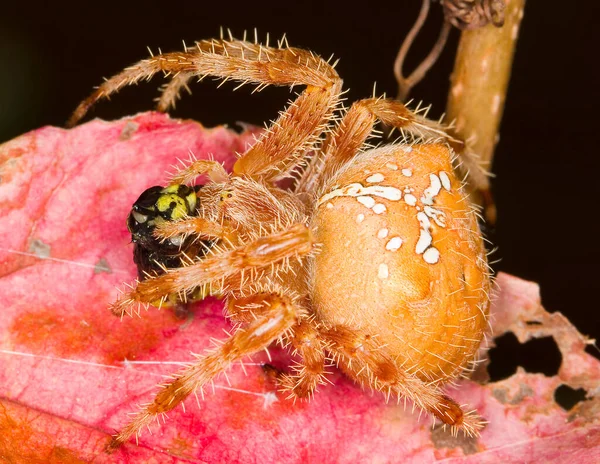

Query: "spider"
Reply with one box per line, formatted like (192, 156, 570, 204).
(68, 35, 491, 452)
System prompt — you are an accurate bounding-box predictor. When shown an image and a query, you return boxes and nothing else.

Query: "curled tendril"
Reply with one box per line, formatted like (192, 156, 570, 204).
(394, 0, 506, 102)
(442, 0, 506, 30)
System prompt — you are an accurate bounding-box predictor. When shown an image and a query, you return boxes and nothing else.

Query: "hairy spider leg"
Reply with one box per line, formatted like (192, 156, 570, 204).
(444, 131, 491, 194)
(169, 159, 230, 185)
(322, 325, 484, 436)
(298, 98, 447, 195)
(68, 39, 343, 181)
(156, 72, 194, 112)
(296, 97, 488, 196)
(106, 292, 303, 452)
(157, 38, 332, 114)
(110, 223, 315, 317)
(155, 38, 310, 113)
(152, 216, 231, 244)
(279, 319, 328, 400)
(227, 294, 328, 400)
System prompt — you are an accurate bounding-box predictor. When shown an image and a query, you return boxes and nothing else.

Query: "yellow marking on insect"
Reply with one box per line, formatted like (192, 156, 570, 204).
(162, 185, 180, 194)
(156, 194, 188, 220)
(186, 191, 198, 211)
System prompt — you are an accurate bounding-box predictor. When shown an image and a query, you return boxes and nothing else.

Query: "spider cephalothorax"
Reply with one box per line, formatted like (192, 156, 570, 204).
(68, 36, 491, 451)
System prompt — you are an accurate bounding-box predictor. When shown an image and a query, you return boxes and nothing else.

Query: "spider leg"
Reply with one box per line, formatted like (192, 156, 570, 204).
(296, 97, 488, 195)
(156, 72, 194, 112)
(155, 38, 317, 113)
(111, 223, 314, 317)
(322, 325, 484, 437)
(155, 38, 297, 113)
(106, 292, 302, 452)
(279, 320, 328, 400)
(444, 131, 491, 200)
(296, 98, 439, 193)
(68, 38, 342, 181)
(228, 297, 327, 400)
(169, 159, 229, 185)
(152, 216, 232, 243)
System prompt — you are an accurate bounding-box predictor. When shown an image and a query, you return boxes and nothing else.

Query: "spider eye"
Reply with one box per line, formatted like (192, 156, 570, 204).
(219, 190, 234, 202)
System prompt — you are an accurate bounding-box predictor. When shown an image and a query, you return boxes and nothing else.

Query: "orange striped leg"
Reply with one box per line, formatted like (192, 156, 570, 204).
(323, 325, 484, 436)
(111, 223, 314, 317)
(68, 39, 342, 183)
(107, 293, 301, 452)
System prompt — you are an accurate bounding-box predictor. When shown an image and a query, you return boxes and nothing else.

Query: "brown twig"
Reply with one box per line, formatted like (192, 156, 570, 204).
(445, 0, 525, 223)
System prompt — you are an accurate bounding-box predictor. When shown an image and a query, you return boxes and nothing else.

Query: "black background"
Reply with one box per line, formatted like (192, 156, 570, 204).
(2, 1, 599, 381)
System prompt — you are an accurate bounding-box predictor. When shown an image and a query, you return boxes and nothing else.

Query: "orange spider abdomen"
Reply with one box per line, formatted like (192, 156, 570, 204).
(311, 143, 490, 383)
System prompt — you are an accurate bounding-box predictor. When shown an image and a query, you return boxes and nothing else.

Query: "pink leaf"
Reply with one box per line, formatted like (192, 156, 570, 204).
(1, 113, 599, 462)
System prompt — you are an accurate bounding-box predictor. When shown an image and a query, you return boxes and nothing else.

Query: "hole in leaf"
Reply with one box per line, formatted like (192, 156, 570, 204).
(585, 343, 600, 360)
(525, 320, 542, 326)
(488, 332, 562, 381)
(554, 384, 587, 411)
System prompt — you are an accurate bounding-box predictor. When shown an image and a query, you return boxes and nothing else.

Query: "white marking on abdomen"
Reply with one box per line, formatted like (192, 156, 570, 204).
(357, 196, 376, 208)
(366, 173, 384, 183)
(373, 203, 386, 214)
(423, 247, 440, 264)
(415, 212, 433, 254)
(424, 206, 446, 228)
(415, 212, 441, 265)
(386, 237, 403, 251)
(377, 228, 389, 239)
(378, 263, 389, 279)
(492, 94, 502, 115)
(318, 183, 402, 207)
(439, 171, 451, 190)
(422, 174, 442, 205)
(404, 194, 417, 206)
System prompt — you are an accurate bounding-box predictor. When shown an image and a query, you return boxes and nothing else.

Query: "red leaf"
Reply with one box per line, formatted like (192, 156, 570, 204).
(1, 113, 599, 463)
